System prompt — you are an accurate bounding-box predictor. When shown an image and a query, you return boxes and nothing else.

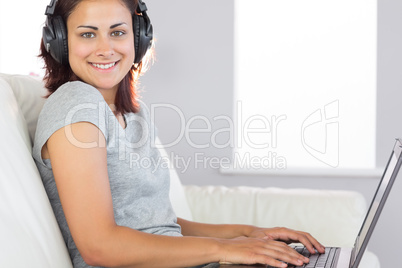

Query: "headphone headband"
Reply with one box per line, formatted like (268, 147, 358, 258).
(45, 0, 58, 16)
(137, 0, 148, 13)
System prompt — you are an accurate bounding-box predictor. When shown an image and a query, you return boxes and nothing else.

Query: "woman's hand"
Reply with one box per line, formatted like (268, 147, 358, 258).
(246, 227, 326, 254)
(217, 236, 310, 267)
(176, 219, 325, 266)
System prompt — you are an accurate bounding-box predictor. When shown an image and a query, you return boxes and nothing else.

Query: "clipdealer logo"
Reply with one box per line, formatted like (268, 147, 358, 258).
(62, 100, 339, 170)
(301, 100, 339, 168)
(149, 101, 287, 150)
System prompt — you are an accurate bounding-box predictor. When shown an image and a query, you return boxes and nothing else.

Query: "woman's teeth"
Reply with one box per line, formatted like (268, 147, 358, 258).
(92, 62, 116, 69)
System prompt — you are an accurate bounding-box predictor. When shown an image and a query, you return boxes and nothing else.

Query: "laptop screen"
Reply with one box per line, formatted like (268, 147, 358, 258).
(350, 139, 402, 268)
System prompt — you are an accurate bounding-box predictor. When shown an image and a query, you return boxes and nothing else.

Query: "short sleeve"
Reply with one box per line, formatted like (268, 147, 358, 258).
(32, 81, 109, 167)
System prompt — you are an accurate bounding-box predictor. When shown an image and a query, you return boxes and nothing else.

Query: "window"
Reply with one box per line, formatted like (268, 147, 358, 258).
(231, 0, 378, 175)
(0, 0, 48, 76)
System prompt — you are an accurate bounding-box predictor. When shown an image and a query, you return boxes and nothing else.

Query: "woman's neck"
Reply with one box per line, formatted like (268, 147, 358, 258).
(98, 86, 118, 107)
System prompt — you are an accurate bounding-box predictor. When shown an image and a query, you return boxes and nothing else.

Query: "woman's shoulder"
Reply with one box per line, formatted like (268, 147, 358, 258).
(49, 81, 104, 103)
(36, 81, 109, 137)
(33, 81, 110, 163)
(40, 81, 105, 118)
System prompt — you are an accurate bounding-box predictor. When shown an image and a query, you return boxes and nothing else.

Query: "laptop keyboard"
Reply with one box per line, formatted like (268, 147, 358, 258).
(268, 246, 340, 268)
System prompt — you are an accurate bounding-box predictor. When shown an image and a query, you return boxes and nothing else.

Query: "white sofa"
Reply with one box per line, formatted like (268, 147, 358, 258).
(0, 73, 379, 267)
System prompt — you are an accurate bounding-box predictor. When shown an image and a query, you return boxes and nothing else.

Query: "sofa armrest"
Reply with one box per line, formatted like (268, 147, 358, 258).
(183, 185, 366, 247)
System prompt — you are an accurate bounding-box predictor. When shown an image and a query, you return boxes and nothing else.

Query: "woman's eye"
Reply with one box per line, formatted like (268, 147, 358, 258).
(81, 32, 95, 38)
(111, 31, 125, 37)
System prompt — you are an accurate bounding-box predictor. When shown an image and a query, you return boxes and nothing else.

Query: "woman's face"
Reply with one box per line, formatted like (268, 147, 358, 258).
(67, 0, 135, 95)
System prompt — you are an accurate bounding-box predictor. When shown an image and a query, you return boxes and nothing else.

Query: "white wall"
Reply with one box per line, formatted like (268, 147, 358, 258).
(141, 0, 402, 267)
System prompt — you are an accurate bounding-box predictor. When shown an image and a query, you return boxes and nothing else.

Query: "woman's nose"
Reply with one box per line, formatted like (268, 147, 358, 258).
(96, 37, 114, 58)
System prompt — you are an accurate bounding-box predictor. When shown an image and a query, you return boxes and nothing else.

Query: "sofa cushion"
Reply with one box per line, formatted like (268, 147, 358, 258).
(0, 73, 47, 146)
(184, 185, 366, 247)
(0, 76, 73, 267)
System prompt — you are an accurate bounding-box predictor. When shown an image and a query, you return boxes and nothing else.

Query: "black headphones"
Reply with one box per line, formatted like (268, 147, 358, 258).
(42, 0, 153, 65)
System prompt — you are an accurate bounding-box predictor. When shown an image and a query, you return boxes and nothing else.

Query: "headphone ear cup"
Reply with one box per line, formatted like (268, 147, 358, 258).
(53, 16, 69, 64)
(42, 15, 69, 65)
(42, 21, 55, 52)
(133, 14, 141, 63)
(133, 13, 153, 64)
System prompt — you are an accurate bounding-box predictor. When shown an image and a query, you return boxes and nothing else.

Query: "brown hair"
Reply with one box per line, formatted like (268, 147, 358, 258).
(39, 0, 145, 114)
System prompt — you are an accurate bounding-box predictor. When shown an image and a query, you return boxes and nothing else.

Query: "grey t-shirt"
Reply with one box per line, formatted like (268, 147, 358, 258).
(32, 81, 181, 268)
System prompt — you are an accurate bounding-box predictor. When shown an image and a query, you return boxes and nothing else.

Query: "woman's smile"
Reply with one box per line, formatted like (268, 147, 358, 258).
(89, 61, 119, 71)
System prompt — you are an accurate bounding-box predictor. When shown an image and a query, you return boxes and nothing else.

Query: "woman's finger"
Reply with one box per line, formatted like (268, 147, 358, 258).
(295, 231, 326, 254)
(266, 227, 326, 254)
(260, 239, 310, 266)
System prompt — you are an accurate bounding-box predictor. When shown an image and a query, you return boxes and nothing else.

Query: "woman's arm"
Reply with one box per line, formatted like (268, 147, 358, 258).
(178, 217, 254, 238)
(47, 122, 313, 268)
(178, 218, 325, 255)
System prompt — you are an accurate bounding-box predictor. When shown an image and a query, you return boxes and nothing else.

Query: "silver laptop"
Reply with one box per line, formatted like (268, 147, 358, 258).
(218, 138, 402, 268)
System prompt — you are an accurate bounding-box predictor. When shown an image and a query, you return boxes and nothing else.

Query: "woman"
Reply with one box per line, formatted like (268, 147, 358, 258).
(33, 0, 325, 267)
